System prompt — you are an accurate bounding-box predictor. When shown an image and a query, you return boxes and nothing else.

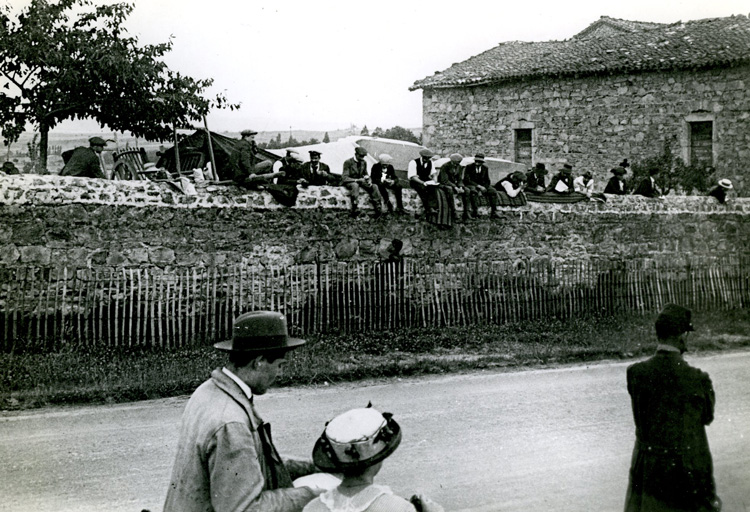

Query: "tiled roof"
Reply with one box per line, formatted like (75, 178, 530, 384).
(572, 16, 665, 39)
(410, 15, 750, 90)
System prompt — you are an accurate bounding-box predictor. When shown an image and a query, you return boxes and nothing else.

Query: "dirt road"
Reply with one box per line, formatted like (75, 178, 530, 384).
(2, 351, 749, 512)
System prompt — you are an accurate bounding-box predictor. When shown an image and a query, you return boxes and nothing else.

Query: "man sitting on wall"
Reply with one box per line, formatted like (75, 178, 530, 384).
(408, 148, 438, 218)
(463, 153, 501, 219)
(59, 137, 107, 179)
(547, 164, 575, 194)
(438, 153, 471, 222)
(525, 163, 547, 194)
(604, 167, 629, 194)
(633, 168, 662, 198)
(342, 146, 383, 218)
(300, 150, 337, 186)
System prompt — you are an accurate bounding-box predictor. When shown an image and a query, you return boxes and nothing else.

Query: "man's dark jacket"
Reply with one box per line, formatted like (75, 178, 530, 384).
(463, 163, 492, 188)
(633, 177, 660, 198)
(624, 350, 720, 512)
(59, 147, 106, 179)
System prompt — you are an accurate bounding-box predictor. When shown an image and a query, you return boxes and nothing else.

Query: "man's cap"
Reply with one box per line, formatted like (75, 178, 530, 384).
(533, 163, 547, 174)
(288, 152, 303, 162)
(89, 137, 107, 147)
(449, 153, 463, 163)
(355, 147, 368, 156)
(474, 153, 485, 161)
(214, 311, 306, 353)
(419, 149, 434, 158)
(378, 154, 393, 164)
(611, 167, 626, 176)
(312, 405, 402, 472)
(309, 150, 322, 157)
(286, 149, 300, 156)
(240, 129, 258, 137)
(718, 178, 733, 189)
(655, 304, 694, 338)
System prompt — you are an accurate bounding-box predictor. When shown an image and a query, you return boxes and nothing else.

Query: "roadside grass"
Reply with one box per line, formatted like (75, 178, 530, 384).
(2, 310, 749, 410)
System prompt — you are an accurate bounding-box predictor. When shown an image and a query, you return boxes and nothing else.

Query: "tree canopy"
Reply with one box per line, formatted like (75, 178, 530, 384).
(0, 0, 238, 170)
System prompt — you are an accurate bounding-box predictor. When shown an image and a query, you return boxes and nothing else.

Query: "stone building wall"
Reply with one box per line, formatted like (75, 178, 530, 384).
(421, 65, 750, 194)
(1, 175, 749, 270)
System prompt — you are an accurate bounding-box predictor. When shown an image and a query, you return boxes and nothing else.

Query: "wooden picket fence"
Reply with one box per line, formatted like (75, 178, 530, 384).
(1, 256, 748, 350)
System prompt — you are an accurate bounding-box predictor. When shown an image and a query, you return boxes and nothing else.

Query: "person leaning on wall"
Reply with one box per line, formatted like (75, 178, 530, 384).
(707, 179, 733, 204)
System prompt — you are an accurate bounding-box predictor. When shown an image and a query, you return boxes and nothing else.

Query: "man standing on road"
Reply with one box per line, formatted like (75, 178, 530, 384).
(164, 311, 324, 512)
(624, 304, 721, 512)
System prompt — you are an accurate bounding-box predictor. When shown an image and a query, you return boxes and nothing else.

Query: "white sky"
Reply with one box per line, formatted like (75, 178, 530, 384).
(8, 0, 750, 134)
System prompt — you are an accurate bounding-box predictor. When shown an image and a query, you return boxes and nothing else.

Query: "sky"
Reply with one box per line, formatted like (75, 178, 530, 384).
(7, 0, 750, 134)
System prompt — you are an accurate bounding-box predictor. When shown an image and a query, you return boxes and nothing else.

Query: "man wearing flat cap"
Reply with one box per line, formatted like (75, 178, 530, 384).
(230, 129, 260, 182)
(164, 311, 324, 512)
(301, 150, 336, 186)
(341, 146, 383, 218)
(463, 153, 501, 219)
(438, 153, 471, 221)
(624, 304, 721, 512)
(408, 148, 438, 218)
(59, 136, 107, 179)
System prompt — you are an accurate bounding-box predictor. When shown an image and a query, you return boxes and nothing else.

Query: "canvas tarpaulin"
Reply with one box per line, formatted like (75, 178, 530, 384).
(156, 130, 281, 180)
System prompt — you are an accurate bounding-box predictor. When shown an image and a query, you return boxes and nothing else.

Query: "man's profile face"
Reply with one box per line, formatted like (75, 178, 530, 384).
(255, 355, 288, 395)
(92, 145, 104, 154)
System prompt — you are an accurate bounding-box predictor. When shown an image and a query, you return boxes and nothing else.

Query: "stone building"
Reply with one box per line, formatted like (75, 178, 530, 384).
(410, 15, 750, 194)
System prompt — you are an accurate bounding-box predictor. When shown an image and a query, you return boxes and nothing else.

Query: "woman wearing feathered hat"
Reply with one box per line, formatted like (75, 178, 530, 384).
(303, 405, 444, 512)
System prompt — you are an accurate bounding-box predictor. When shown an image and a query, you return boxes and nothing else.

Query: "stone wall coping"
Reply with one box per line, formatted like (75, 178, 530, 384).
(1, 173, 748, 215)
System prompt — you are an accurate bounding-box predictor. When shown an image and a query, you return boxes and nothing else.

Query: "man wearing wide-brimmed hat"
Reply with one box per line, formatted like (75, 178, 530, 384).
(546, 163, 575, 194)
(525, 162, 548, 194)
(302, 405, 444, 512)
(604, 166, 629, 195)
(624, 304, 721, 512)
(59, 136, 107, 179)
(164, 311, 323, 512)
(707, 178, 733, 204)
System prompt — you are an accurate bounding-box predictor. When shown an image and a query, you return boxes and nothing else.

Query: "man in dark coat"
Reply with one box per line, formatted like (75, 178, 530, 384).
(164, 311, 323, 511)
(604, 167, 629, 194)
(438, 153, 471, 221)
(463, 153, 500, 219)
(231, 129, 260, 183)
(624, 304, 721, 512)
(300, 150, 336, 186)
(342, 146, 382, 218)
(408, 148, 437, 217)
(707, 179, 733, 204)
(633, 168, 662, 198)
(525, 163, 548, 194)
(546, 163, 575, 194)
(371, 153, 405, 214)
(59, 136, 107, 179)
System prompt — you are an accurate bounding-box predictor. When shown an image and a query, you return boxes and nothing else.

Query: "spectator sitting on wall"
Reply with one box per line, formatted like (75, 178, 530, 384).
(438, 153, 471, 222)
(463, 153, 501, 219)
(407, 148, 438, 218)
(604, 167, 629, 195)
(300, 151, 336, 186)
(633, 168, 662, 198)
(2, 161, 20, 175)
(342, 146, 383, 219)
(525, 163, 547, 194)
(274, 150, 306, 187)
(547, 164, 575, 194)
(574, 171, 607, 202)
(371, 154, 405, 215)
(494, 170, 527, 207)
(59, 137, 107, 179)
(707, 179, 733, 204)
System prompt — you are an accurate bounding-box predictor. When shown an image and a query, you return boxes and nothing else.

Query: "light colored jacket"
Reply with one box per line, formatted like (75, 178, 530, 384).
(164, 368, 317, 512)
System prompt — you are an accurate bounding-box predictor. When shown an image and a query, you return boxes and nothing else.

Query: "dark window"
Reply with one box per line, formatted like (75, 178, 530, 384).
(689, 121, 713, 167)
(515, 129, 532, 165)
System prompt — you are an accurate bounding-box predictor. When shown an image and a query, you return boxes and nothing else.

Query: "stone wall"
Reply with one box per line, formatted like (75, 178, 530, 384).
(421, 65, 750, 194)
(1, 174, 749, 270)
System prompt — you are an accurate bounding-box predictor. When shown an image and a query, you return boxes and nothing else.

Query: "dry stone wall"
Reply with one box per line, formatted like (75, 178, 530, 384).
(1, 174, 749, 269)
(421, 65, 750, 194)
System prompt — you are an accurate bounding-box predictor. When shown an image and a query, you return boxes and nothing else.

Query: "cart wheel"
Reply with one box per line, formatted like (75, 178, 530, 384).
(112, 161, 136, 180)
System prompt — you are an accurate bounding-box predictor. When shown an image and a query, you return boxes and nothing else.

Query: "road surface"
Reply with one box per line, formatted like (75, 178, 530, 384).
(1, 351, 749, 512)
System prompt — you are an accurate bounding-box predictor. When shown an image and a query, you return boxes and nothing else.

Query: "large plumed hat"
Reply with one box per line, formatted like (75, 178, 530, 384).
(312, 405, 402, 472)
(214, 311, 306, 353)
(655, 304, 694, 338)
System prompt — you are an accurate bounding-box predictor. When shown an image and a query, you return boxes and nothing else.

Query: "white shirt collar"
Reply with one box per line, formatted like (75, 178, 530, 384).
(222, 367, 254, 401)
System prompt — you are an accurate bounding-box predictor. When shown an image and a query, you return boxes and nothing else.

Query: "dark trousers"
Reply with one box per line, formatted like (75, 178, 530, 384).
(441, 186, 470, 218)
(409, 178, 435, 214)
(376, 182, 404, 211)
(344, 181, 382, 212)
(465, 186, 500, 214)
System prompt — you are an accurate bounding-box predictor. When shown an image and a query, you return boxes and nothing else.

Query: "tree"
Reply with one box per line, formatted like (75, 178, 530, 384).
(360, 125, 369, 136)
(372, 127, 384, 138)
(0, 0, 238, 172)
(323, 132, 330, 143)
(382, 126, 420, 144)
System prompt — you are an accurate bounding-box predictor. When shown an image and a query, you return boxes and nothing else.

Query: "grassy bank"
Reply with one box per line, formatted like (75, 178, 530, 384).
(2, 310, 750, 410)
